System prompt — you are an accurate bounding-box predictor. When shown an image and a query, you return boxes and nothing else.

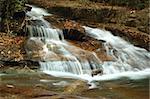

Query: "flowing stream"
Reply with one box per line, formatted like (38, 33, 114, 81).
(0, 5, 149, 99)
(26, 5, 150, 83)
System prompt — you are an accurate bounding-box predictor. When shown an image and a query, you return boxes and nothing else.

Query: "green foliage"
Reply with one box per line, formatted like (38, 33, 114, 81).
(1, 0, 26, 19)
(0, 0, 26, 32)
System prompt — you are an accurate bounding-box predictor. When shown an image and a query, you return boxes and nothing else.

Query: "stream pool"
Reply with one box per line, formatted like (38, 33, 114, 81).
(0, 72, 149, 99)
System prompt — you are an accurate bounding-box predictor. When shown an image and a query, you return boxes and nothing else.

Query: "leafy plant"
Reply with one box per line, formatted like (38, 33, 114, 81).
(0, 0, 26, 33)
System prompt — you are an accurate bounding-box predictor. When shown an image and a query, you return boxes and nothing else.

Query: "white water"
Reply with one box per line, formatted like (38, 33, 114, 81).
(83, 27, 150, 71)
(26, 6, 102, 76)
(26, 6, 150, 82)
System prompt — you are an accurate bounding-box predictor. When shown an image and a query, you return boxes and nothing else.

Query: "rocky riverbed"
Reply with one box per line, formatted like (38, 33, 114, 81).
(0, 0, 149, 99)
(0, 0, 149, 70)
(0, 71, 149, 99)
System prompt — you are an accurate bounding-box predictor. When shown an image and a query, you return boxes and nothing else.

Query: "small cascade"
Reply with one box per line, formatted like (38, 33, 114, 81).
(25, 5, 150, 81)
(26, 25, 62, 40)
(83, 26, 150, 74)
(26, 6, 102, 76)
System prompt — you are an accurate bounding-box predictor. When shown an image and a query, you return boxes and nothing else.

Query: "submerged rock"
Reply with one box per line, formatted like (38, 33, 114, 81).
(91, 69, 103, 77)
(63, 80, 89, 95)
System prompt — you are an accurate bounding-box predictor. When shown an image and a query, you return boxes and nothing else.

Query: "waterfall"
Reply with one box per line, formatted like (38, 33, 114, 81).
(26, 6, 150, 81)
(26, 6, 102, 76)
(83, 26, 150, 75)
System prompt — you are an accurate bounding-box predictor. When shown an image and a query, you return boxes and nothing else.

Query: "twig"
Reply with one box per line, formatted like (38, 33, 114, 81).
(6, 19, 10, 33)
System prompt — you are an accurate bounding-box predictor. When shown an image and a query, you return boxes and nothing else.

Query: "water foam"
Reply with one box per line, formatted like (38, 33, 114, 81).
(26, 5, 102, 76)
(83, 26, 150, 72)
(43, 68, 150, 82)
(26, 6, 150, 82)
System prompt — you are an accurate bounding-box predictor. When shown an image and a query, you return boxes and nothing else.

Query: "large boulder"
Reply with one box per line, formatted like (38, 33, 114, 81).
(25, 37, 48, 61)
(63, 20, 86, 41)
(45, 16, 114, 61)
(25, 37, 65, 61)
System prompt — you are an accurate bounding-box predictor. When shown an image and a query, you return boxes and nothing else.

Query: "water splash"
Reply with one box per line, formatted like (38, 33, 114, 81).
(26, 6, 150, 82)
(83, 26, 150, 74)
(26, 5, 51, 19)
(26, 5, 102, 76)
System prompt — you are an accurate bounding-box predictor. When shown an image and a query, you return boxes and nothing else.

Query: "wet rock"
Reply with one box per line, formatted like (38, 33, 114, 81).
(25, 4, 32, 12)
(0, 84, 58, 99)
(17, 65, 36, 73)
(25, 37, 45, 52)
(91, 69, 103, 77)
(0, 75, 92, 99)
(44, 15, 65, 29)
(49, 94, 90, 99)
(27, 20, 50, 27)
(44, 15, 114, 61)
(0, 62, 39, 74)
(29, 0, 149, 48)
(45, 15, 88, 41)
(63, 20, 86, 41)
(105, 26, 150, 51)
(25, 37, 63, 61)
(63, 80, 89, 95)
(69, 39, 114, 62)
(64, 20, 85, 33)
(28, 0, 118, 23)
(25, 37, 48, 61)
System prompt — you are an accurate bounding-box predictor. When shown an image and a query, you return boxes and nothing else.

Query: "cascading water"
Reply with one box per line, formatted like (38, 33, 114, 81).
(26, 6, 102, 76)
(26, 6, 150, 82)
(82, 27, 150, 81)
(83, 27, 150, 71)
